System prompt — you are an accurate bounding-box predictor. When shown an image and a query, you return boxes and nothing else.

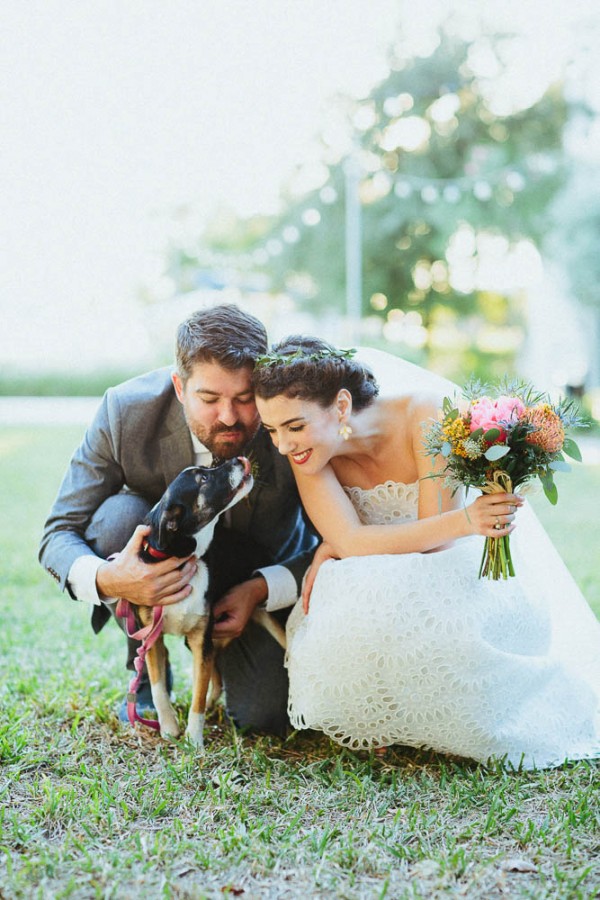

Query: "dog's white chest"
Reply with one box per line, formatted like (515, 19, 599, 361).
(161, 567, 210, 635)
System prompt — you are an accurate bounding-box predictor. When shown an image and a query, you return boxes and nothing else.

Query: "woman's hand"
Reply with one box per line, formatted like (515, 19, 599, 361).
(465, 492, 524, 538)
(302, 542, 339, 614)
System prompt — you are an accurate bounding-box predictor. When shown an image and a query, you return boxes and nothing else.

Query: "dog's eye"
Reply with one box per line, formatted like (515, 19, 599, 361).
(195, 472, 207, 485)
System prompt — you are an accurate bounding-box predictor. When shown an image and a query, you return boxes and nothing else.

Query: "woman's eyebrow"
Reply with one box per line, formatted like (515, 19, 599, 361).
(263, 416, 306, 428)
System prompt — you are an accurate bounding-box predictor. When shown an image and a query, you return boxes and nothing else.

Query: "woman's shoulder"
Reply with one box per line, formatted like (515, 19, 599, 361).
(373, 393, 441, 457)
(373, 392, 441, 424)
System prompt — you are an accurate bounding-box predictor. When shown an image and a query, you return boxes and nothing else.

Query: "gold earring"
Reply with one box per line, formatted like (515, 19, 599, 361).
(339, 421, 353, 441)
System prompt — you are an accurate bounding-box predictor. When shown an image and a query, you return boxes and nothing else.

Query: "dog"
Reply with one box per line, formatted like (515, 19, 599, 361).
(129, 456, 286, 750)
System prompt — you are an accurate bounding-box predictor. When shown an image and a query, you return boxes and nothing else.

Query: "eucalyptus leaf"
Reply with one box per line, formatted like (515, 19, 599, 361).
(484, 444, 510, 461)
(441, 441, 452, 458)
(540, 474, 558, 505)
(562, 437, 582, 462)
(549, 460, 572, 473)
(483, 428, 502, 442)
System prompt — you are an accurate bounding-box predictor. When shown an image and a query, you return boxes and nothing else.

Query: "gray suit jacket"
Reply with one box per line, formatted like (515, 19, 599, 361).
(39, 367, 317, 629)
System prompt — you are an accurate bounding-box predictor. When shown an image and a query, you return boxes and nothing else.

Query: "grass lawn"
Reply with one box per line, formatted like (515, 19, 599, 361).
(1, 425, 599, 899)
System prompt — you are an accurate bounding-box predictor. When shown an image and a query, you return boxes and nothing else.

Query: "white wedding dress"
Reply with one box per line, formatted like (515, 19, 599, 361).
(286, 480, 600, 769)
(287, 482, 600, 768)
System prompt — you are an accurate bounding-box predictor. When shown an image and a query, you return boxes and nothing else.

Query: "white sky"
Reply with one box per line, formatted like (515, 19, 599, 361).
(1, 0, 598, 370)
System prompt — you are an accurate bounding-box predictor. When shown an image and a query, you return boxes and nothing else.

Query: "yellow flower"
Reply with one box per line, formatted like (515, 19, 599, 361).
(442, 416, 471, 457)
(523, 404, 564, 453)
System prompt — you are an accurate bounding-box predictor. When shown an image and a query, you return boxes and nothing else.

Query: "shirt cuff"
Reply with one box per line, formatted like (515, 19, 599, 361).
(68, 555, 113, 606)
(255, 564, 298, 612)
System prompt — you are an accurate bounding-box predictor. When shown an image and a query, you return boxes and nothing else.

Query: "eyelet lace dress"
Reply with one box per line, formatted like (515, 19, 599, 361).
(285, 480, 600, 768)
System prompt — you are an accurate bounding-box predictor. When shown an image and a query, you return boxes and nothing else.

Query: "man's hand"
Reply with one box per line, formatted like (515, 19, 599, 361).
(212, 576, 268, 641)
(96, 524, 197, 606)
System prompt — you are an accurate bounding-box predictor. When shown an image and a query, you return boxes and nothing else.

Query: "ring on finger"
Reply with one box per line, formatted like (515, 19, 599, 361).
(494, 516, 502, 530)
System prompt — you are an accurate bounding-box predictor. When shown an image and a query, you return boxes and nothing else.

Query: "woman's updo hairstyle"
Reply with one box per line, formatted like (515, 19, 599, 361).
(252, 336, 379, 411)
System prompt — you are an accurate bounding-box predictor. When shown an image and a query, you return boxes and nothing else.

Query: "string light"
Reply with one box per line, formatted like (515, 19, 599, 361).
(301, 208, 321, 226)
(179, 158, 540, 272)
(257, 167, 509, 261)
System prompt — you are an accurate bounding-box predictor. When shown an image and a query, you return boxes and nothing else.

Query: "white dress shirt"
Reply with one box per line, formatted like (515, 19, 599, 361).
(67, 432, 297, 612)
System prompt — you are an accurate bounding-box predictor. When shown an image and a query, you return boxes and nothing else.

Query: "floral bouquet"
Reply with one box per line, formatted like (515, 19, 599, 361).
(423, 380, 586, 580)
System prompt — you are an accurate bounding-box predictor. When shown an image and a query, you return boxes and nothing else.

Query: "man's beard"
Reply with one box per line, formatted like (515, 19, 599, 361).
(193, 420, 259, 459)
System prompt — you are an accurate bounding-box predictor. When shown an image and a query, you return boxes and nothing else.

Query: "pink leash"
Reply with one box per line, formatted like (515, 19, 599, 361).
(116, 599, 164, 730)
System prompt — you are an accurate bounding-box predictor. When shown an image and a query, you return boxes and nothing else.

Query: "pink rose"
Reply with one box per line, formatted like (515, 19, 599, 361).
(494, 396, 525, 423)
(469, 395, 525, 442)
(469, 398, 495, 433)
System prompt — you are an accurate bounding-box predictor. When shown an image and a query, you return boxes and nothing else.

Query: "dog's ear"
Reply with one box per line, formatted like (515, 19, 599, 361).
(158, 504, 184, 550)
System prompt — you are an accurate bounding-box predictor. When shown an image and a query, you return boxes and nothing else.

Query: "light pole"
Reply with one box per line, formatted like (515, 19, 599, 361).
(344, 149, 362, 345)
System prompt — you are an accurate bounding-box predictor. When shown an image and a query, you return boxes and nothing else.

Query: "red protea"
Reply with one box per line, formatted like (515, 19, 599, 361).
(523, 404, 565, 453)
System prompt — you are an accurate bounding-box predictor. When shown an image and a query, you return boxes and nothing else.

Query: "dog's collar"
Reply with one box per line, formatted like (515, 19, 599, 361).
(143, 541, 171, 561)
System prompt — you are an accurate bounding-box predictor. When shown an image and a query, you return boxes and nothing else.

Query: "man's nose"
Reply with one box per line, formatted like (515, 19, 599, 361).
(217, 401, 237, 426)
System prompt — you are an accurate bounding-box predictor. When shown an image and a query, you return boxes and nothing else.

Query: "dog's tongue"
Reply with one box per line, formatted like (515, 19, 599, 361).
(239, 456, 251, 476)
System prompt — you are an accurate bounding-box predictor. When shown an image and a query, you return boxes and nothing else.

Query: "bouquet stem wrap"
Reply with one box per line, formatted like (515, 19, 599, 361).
(478, 472, 516, 580)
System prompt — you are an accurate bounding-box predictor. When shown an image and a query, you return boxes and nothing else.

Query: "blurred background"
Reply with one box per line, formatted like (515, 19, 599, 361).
(2, 0, 600, 422)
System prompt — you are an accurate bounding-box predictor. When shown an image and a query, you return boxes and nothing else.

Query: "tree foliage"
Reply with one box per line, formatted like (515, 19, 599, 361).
(168, 26, 589, 380)
(265, 28, 570, 332)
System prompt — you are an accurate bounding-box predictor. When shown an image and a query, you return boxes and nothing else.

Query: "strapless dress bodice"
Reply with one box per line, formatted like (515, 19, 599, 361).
(343, 480, 419, 525)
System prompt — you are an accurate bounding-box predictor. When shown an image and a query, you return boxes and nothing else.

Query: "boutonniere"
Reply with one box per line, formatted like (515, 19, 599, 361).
(244, 453, 262, 507)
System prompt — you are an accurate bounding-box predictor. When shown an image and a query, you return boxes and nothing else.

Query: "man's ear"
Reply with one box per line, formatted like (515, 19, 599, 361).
(172, 371, 185, 403)
(336, 388, 352, 419)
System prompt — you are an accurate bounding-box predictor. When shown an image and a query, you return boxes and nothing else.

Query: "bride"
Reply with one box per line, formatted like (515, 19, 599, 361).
(252, 336, 600, 769)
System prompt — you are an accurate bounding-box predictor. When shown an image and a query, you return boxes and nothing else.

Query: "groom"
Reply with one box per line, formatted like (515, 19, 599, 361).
(39, 304, 318, 734)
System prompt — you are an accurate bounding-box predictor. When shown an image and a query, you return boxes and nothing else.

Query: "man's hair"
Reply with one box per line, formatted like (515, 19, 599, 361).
(175, 304, 268, 380)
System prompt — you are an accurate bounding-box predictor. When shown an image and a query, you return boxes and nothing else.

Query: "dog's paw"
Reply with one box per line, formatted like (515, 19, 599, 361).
(184, 730, 205, 753)
(185, 712, 206, 752)
(158, 713, 181, 739)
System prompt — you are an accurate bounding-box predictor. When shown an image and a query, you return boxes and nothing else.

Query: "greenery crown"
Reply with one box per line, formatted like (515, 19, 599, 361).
(254, 347, 357, 369)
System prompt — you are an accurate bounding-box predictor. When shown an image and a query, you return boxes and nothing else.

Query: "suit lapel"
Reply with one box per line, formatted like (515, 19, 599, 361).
(229, 428, 276, 531)
(160, 396, 194, 486)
